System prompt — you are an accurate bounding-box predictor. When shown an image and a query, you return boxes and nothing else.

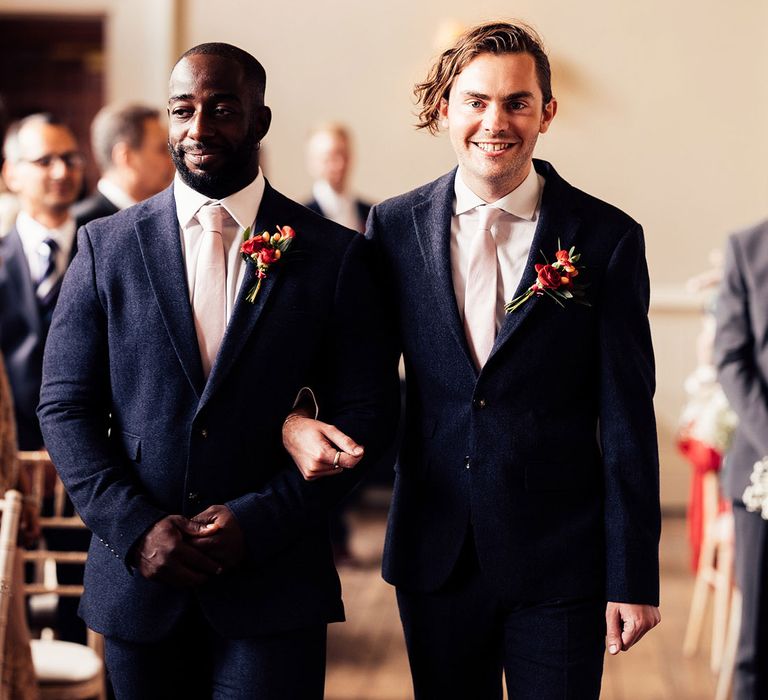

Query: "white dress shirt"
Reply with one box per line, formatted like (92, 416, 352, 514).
(174, 170, 265, 323)
(450, 166, 544, 330)
(312, 180, 360, 231)
(15, 210, 76, 281)
(97, 178, 137, 211)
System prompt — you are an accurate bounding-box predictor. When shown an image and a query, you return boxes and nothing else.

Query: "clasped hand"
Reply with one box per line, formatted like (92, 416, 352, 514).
(133, 505, 245, 587)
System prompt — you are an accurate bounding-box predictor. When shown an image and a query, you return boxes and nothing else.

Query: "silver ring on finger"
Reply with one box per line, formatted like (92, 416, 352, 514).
(333, 450, 342, 469)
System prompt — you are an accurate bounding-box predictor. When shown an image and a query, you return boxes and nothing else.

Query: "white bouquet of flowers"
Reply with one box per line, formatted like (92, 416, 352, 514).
(743, 457, 768, 520)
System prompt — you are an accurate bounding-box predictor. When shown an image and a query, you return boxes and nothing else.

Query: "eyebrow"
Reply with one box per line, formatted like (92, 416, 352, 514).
(168, 92, 242, 104)
(461, 90, 535, 101)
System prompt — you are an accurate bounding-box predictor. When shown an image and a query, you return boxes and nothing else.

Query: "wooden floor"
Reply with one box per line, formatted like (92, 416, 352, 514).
(326, 495, 720, 700)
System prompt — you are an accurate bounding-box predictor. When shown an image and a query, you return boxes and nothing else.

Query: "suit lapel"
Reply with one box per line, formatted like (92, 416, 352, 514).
(2, 229, 41, 336)
(412, 170, 477, 373)
(134, 190, 205, 397)
(489, 161, 583, 363)
(199, 182, 287, 407)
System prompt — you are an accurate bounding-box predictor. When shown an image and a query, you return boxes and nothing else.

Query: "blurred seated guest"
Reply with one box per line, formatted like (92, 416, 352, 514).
(0, 114, 83, 450)
(0, 353, 40, 699)
(73, 103, 174, 227)
(304, 123, 371, 233)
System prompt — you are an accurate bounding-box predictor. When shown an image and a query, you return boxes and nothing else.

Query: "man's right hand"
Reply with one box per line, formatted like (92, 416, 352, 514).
(282, 415, 364, 481)
(132, 515, 222, 587)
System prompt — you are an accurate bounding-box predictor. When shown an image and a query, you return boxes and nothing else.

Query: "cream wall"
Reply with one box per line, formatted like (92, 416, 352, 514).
(4, 0, 767, 508)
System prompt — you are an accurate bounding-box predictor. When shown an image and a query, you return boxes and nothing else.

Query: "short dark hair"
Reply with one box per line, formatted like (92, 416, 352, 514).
(415, 21, 553, 134)
(2, 113, 71, 163)
(176, 42, 267, 105)
(90, 104, 160, 173)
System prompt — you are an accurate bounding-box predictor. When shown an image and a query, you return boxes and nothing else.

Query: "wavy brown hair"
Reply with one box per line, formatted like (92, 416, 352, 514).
(415, 21, 553, 134)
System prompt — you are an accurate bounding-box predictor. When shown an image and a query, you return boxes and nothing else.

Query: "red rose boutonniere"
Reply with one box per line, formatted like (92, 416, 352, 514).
(239, 225, 296, 303)
(504, 243, 590, 313)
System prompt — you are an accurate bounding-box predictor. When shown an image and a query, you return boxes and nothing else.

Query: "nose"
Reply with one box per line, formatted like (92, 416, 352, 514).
(481, 103, 507, 134)
(187, 111, 214, 141)
(48, 157, 68, 179)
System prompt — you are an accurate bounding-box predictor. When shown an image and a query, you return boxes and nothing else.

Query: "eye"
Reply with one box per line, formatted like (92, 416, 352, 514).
(508, 101, 527, 111)
(467, 100, 484, 109)
(170, 107, 193, 119)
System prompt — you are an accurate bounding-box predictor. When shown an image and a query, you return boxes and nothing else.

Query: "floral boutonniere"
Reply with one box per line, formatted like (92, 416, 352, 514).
(504, 243, 590, 313)
(239, 225, 296, 303)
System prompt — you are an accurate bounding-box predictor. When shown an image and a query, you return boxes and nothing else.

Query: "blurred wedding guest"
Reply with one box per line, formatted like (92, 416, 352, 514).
(72, 103, 174, 228)
(0, 113, 83, 450)
(304, 123, 371, 232)
(0, 354, 40, 699)
(0, 113, 87, 646)
(305, 123, 375, 563)
(714, 218, 768, 699)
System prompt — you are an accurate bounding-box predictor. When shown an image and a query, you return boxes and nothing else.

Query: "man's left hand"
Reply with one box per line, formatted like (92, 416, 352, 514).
(186, 505, 246, 572)
(605, 602, 660, 654)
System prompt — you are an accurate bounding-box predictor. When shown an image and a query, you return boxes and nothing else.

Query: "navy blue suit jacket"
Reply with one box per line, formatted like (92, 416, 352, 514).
(370, 159, 660, 606)
(0, 226, 77, 449)
(38, 183, 399, 642)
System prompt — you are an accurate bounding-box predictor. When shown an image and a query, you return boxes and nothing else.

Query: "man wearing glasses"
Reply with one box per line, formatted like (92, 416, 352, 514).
(0, 113, 84, 451)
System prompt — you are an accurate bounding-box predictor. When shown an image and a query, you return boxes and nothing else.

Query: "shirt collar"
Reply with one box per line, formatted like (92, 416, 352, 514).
(453, 165, 543, 220)
(173, 169, 265, 231)
(97, 178, 136, 210)
(16, 210, 75, 250)
(313, 179, 352, 210)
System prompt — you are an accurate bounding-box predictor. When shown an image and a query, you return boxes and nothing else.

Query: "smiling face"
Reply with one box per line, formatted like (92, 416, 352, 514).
(2, 121, 83, 227)
(167, 53, 271, 199)
(439, 51, 556, 202)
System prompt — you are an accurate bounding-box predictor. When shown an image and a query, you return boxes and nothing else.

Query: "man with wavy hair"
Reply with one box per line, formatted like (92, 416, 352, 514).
(284, 20, 661, 699)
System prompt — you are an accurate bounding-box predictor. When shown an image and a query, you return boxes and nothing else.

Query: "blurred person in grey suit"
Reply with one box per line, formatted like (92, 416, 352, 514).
(715, 218, 768, 699)
(72, 103, 174, 228)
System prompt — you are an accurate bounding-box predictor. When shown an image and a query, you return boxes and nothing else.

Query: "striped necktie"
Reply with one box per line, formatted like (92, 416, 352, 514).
(35, 237, 62, 329)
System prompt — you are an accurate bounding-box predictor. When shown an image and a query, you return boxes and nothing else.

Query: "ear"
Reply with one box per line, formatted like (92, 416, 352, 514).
(111, 141, 131, 168)
(255, 106, 272, 141)
(2, 160, 20, 195)
(438, 97, 449, 129)
(539, 98, 557, 134)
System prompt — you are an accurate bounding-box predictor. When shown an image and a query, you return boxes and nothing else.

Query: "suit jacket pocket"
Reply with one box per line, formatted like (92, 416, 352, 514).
(524, 458, 598, 492)
(115, 430, 141, 461)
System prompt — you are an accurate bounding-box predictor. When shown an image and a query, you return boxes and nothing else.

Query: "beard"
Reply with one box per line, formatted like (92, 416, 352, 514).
(169, 123, 259, 199)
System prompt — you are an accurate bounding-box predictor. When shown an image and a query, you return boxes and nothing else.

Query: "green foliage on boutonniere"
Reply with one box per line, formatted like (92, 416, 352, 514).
(239, 225, 296, 303)
(505, 242, 590, 313)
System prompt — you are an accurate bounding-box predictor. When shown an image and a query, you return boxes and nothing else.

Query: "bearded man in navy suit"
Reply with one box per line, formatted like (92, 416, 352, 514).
(38, 42, 397, 699)
(284, 21, 661, 699)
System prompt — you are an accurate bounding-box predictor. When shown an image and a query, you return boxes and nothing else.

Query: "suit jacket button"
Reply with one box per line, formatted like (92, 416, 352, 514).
(464, 456, 470, 469)
(188, 492, 199, 503)
(473, 398, 487, 409)
(200, 428, 208, 438)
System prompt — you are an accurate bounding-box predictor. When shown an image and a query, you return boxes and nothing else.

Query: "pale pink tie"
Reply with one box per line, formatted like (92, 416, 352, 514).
(193, 203, 227, 378)
(464, 205, 501, 368)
